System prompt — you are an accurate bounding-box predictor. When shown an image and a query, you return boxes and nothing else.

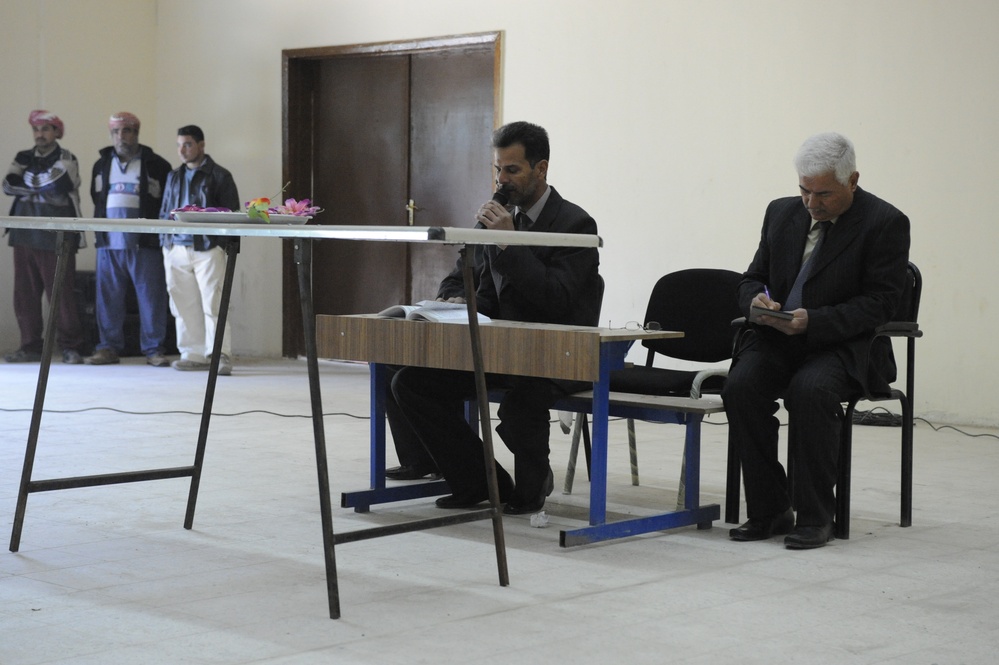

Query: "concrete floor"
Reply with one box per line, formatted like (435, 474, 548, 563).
(2, 357, 998, 664)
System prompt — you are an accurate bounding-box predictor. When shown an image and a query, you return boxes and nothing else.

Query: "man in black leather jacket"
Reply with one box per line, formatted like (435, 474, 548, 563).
(158, 125, 240, 375)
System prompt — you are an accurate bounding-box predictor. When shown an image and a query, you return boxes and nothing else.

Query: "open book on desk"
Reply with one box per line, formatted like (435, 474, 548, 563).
(377, 300, 491, 324)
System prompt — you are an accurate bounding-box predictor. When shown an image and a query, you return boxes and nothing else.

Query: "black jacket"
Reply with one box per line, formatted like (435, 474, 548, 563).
(476, 186, 602, 328)
(91, 144, 171, 249)
(159, 155, 240, 250)
(738, 187, 910, 394)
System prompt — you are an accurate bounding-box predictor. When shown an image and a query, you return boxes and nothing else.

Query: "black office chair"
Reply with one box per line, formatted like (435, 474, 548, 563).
(563, 268, 743, 501)
(725, 261, 923, 539)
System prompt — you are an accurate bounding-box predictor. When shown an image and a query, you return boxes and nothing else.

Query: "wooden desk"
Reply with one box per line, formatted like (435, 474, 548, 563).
(317, 315, 722, 546)
(1, 215, 601, 618)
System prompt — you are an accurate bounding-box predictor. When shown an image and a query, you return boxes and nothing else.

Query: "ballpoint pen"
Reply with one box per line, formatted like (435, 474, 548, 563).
(764, 286, 771, 300)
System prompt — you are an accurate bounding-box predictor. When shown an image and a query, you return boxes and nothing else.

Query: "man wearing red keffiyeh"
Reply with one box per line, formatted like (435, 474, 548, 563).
(2, 110, 85, 364)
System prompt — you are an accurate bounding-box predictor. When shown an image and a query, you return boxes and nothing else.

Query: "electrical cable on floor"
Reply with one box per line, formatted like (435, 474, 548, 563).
(0, 406, 369, 420)
(696, 404, 999, 442)
(3, 405, 997, 442)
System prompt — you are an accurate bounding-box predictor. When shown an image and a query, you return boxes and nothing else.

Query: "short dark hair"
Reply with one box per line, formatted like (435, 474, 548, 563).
(177, 125, 204, 142)
(492, 121, 549, 166)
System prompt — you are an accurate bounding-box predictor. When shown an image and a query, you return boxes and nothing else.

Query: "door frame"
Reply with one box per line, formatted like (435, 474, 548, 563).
(280, 32, 502, 357)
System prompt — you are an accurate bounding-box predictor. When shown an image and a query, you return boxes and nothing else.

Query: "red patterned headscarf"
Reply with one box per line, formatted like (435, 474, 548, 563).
(28, 109, 64, 138)
(108, 111, 141, 131)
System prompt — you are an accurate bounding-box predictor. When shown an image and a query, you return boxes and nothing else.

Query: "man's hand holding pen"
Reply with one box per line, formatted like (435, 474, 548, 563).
(752, 286, 809, 335)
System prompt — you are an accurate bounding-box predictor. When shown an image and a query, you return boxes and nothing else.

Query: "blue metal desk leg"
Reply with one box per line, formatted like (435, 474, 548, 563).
(368, 363, 388, 496)
(340, 364, 449, 511)
(587, 342, 615, 526)
(559, 340, 719, 547)
(683, 415, 713, 529)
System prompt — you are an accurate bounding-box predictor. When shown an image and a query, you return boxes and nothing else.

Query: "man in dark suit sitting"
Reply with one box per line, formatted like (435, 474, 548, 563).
(723, 132, 910, 549)
(392, 121, 602, 515)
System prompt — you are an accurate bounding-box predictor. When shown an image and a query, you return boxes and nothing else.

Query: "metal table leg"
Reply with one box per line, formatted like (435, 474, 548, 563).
(294, 239, 341, 619)
(332, 245, 510, 593)
(184, 239, 239, 529)
(459, 245, 509, 587)
(9, 231, 72, 552)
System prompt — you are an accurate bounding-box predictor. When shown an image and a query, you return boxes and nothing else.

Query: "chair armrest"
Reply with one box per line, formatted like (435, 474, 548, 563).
(874, 321, 922, 338)
(690, 368, 729, 399)
(731, 316, 749, 357)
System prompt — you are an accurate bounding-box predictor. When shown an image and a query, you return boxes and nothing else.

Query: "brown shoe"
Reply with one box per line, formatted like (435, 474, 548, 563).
(4, 349, 42, 363)
(85, 348, 120, 365)
(146, 353, 170, 367)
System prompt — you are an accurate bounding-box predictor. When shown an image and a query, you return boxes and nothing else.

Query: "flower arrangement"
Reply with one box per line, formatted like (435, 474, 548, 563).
(245, 197, 322, 223)
(171, 195, 322, 224)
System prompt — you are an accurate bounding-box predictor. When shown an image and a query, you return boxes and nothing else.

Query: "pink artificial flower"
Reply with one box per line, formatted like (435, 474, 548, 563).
(270, 197, 322, 216)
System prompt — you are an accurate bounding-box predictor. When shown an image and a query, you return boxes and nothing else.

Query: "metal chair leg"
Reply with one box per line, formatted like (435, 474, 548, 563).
(627, 418, 639, 486)
(836, 402, 856, 540)
(563, 414, 584, 494)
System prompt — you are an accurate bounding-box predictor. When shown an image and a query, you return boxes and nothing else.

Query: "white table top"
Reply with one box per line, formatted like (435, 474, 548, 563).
(0, 216, 603, 247)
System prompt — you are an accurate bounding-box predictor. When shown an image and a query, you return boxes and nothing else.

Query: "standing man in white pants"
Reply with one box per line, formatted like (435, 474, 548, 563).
(159, 125, 239, 375)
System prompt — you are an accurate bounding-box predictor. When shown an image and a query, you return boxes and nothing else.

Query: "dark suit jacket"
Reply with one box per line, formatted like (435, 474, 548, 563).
(738, 187, 910, 394)
(476, 185, 602, 328)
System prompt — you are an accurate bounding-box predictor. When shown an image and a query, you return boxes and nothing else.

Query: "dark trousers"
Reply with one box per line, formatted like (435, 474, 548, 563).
(721, 330, 857, 527)
(95, 247, 168, 356)
(12, 245, 82, 353)
(384, 365, 442, 470)
(391, 367, 561, 502)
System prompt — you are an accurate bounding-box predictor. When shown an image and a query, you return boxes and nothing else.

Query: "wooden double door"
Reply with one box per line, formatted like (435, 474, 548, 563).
(282, 33, 500, 356)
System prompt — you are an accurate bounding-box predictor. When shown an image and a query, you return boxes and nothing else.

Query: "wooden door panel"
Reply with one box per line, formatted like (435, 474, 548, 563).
(408, 48, 496, 301)
(312, 55, 410, 315)
(283, 33, 500, 356)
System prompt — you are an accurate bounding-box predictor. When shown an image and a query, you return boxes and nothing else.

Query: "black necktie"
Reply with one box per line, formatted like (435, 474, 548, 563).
(515, 211, 532, 231)
(784, 220, 830, 310)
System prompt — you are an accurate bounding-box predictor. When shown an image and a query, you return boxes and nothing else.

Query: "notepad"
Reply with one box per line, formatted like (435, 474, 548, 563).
(749, 305, 793, 323)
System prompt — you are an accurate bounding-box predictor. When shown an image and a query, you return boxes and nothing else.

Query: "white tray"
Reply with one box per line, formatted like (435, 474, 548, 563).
(173, 211, 312, 225)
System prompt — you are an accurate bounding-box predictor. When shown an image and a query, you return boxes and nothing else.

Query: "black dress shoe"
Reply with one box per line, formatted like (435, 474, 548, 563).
(503, 467, 555, 515)
(385, 464, 442, 481)
(435, 491, 490, 509)
(784, 523, 833, 549)
(729, 507, 795, 541)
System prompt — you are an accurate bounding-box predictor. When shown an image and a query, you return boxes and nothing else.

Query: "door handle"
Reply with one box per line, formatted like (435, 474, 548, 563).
(405, 199, 422, 226)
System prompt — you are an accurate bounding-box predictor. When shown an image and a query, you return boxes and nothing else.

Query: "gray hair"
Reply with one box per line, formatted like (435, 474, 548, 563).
(794, 132, 857, 185)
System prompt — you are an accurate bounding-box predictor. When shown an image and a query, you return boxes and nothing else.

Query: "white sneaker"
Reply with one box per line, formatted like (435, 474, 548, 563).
(172, 358, 210, 371)
(218, 353, 233, 376)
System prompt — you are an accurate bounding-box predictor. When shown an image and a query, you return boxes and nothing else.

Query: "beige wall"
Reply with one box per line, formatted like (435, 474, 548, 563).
(1, 0, 996, 426)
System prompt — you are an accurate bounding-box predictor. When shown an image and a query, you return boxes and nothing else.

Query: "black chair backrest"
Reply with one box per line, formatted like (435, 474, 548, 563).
(641, 268, 743, 363)
(895, 262, 922, 323)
